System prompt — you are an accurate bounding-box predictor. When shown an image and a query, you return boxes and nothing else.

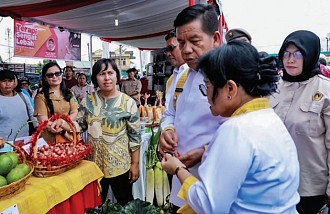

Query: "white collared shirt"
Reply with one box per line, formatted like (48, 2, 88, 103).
(162, 64, 188, 131)
(162, 68, 224, 206)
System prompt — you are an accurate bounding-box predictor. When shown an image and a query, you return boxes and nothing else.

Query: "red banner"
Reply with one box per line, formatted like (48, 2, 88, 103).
(14, 19, 81, 61)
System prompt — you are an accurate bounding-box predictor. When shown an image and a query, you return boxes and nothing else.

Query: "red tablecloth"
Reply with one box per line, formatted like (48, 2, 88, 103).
(48, 180, 102, 214)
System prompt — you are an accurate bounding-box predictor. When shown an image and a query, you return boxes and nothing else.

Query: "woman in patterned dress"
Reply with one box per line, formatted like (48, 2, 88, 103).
(77, 58, 141, 206)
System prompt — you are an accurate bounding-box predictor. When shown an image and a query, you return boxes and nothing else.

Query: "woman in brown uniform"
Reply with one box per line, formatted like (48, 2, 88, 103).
(34, 62, 79, 141)
(269, 30, 330, 213)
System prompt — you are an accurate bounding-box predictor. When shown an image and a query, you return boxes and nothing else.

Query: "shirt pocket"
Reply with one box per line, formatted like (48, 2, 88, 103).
(131, 83, 138, 89)
(297, 102, 325, 137)
(269, 98, 287, 121)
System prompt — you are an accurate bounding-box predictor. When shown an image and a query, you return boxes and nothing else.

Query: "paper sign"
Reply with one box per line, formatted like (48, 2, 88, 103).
(1, 204, 19, 214)
(15, 136, 31, 144)
(0, 141, 14, 153)
(22, 138, 48, 155)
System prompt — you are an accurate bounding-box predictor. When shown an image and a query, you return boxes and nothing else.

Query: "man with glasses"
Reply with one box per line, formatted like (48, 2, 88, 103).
(19, 77, 33, 98)
(161, 30, 188, 117)
(159, 4, 224, 211)
(18, 76, 34, 108)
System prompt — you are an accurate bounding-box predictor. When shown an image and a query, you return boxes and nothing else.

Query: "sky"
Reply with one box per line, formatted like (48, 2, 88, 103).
(1, 0, 330, 66)
(221, 0, 330, 53)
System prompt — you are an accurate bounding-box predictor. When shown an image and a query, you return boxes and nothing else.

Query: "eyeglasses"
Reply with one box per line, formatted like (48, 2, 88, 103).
(283, 51, 303, 60)
(199, 84, 207, 96)
(45, 72, 62, 78)
(21, 82, 29, 85)
(163, 44, 177, 54)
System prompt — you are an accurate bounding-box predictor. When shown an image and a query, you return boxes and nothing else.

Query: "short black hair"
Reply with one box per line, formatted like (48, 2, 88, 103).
(0, 69, 16, 81)
(127, 68, 137, 73)
(91, 58, 120, 87)
(165, 30, 176, 41)
(174, 4, 218, 36)
(77, 73, 87, 79)
(64, 66, 74, 73)
(198, 41, 279, 101)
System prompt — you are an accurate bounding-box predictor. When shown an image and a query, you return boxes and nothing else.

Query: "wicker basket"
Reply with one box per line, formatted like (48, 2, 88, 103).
(30, 114, 91, 177)
(0, 142, 34, 200)
(33, 159, 81, 177)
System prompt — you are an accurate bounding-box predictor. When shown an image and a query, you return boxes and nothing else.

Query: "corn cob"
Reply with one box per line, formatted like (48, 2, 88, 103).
(146, 165, 155, 203)
(145, 126, 161, 204)
(162, 169, 170, 205)
(154, 161, 164, 206)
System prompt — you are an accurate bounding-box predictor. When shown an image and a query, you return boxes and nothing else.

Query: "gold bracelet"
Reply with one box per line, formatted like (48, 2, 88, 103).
(163, 126, 174, 132)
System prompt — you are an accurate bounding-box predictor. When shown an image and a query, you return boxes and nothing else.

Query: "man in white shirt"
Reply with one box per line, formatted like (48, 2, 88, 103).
(159, 4, 224, 211)
(162, 30, 188, 118)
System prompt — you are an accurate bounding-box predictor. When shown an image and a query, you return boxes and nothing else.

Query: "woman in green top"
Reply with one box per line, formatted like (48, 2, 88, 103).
(77, 58, 141, 205)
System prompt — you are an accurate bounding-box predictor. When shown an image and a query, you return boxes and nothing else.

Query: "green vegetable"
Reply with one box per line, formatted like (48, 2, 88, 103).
(86, 199, 160, 214)
(86, 200, 122, 214)
(122, 199, 157, 214)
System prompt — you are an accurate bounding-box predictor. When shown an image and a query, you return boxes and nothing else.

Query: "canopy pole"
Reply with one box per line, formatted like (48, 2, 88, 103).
(119, 44, 122, 74)
(139, 50, 143, 76)
(89, 35, 93, 74)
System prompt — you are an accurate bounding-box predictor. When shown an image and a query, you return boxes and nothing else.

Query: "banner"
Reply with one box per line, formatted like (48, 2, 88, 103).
(14, 19, 81, 61)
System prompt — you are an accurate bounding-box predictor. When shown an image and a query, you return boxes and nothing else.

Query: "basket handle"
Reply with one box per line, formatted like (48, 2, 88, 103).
(4, 141, 27, 163)
(12, 120, 39, 144)
(31, 114, 77, 159)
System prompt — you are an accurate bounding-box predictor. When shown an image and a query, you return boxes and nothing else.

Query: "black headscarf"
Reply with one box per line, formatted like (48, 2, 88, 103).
(278, 30, 321, 82)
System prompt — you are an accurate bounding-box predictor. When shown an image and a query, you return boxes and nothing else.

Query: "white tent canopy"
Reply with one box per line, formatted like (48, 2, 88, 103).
(0, 0, 196, 49)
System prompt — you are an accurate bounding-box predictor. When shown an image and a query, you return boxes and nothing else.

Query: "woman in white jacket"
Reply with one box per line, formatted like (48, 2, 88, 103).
(161, 41, 300, 213)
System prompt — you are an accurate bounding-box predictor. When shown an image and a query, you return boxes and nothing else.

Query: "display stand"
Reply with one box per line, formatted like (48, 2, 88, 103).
(0, 160, 103, 214)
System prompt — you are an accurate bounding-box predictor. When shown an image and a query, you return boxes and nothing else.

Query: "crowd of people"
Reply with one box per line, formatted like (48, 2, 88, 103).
(1, 3, 330, 214)
(0, 61, 142, 206)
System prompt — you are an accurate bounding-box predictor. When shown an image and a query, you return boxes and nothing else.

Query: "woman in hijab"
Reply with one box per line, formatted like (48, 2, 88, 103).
(269, 30, 330, 213)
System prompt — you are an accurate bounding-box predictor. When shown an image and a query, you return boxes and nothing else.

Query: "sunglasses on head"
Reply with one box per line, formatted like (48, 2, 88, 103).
(164, 44, 177, 53)
(283, 51, 303, 60)
(45, 71, 62, 78)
